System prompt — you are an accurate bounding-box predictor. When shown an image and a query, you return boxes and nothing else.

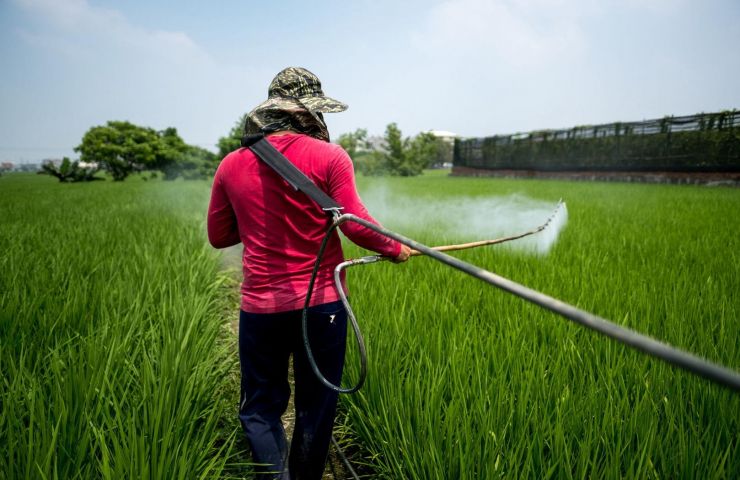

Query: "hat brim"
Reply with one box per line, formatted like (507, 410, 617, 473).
(299, 95, 348, 113)
(251, 95, 347, 115)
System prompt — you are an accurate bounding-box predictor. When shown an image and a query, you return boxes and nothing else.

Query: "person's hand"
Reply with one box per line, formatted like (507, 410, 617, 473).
(391, 244, 411, 263)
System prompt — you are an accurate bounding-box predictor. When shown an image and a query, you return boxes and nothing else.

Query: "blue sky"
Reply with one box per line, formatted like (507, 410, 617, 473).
(1, 0, 738, 163)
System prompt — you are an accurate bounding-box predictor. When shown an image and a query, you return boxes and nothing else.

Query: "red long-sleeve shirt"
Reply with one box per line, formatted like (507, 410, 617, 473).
(207, 133, 401, 313)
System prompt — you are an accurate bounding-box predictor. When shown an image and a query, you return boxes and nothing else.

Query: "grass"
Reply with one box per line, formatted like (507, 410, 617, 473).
(0, 173, 247, 479)
(2, 170, 738, 479)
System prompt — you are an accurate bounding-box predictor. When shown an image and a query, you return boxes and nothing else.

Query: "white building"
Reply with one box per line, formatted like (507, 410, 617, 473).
(427, 130, 458, 143)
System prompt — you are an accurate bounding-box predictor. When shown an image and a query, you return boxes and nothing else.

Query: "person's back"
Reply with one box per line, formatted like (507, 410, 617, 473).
(209, 132, 401, 313)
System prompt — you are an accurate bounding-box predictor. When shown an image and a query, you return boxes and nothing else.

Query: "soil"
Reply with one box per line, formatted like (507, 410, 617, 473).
(450, 166, 740, 187)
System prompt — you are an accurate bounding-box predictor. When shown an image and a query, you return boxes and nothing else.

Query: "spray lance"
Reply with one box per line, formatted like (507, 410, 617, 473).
(243, 134, 740, 398)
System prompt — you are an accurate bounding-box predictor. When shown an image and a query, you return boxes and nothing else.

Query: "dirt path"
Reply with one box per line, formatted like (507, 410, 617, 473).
(219, 245, 352, 479)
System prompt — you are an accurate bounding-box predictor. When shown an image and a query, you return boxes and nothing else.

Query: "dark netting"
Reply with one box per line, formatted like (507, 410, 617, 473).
(454, 110, 740, 172)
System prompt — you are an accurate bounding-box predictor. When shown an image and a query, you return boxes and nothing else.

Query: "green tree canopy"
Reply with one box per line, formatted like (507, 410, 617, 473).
(384, 123, 406, 174)
(163, 145, 219, 180)
(75, 121, 187, 181)
(337, 128, 368, 160)
(379, 123, 431, 176)
(405, 132, 438, 173)
(157, 127, 188, 172)
(217, 114, 247, 159)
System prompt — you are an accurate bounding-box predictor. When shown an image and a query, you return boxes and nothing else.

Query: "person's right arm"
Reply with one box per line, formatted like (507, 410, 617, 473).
(207, 165, 241, 249)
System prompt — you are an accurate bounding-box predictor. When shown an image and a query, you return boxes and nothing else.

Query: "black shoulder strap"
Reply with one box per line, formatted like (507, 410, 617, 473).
(242, 134, 343, 216)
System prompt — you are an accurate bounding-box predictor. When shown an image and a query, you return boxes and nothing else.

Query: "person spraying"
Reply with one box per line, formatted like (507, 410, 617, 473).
(207, 66, 410, 479)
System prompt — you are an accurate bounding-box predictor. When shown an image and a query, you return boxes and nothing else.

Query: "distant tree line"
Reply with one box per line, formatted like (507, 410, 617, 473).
(216, 116, 449, 177)
(37, 117, 447, 183)
(38, 109, 738, 184)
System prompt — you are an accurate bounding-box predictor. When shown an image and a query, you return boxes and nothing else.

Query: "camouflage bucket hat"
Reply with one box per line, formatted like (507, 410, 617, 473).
(256, 67, 348, 114)
(245, 67, 346, 141)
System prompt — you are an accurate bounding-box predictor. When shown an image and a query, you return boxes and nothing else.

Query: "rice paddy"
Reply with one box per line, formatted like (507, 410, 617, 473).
(0, 174, 246, 479)
(1, 171, 738, 478)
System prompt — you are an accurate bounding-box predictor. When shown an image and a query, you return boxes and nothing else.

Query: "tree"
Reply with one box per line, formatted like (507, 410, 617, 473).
(217, 114, 247, 159)
(374, 123, 428, 176)
(337, 128, 368, 160)
(354, 151, 388, 176)
(352, 124, 440, 176)
(39, 157, 100, 182)
(383, 123, 407, 174)
(431, 136, 454, 167)
(75, 121, 187, 181)
(163, 145, 219, 180)
(405, 132, 438, 172)
(157, 127, 189, 179)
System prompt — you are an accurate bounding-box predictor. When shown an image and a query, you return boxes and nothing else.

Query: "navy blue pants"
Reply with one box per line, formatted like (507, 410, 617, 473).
(239, 300, 348, 480)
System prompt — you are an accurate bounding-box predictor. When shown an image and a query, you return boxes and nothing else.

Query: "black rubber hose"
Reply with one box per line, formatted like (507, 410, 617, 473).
(301, 219, 368, 394)
(330, 435, 361, 480)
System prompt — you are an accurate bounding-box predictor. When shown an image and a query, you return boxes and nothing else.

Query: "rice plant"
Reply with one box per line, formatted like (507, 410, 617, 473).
(0, 174, 247, 479)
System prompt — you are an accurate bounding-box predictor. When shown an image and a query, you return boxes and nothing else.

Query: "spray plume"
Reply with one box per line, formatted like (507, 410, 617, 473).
(360, 186, 568, 255)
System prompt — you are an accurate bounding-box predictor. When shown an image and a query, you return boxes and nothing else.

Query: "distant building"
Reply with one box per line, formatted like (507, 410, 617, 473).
(359, 135, 386, 153)
(427, 130, 458, 143)
(42, 158, 63, 167)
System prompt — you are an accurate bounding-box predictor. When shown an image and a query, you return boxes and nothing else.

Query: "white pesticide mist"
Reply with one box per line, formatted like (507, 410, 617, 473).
(359, 185, 568, 255)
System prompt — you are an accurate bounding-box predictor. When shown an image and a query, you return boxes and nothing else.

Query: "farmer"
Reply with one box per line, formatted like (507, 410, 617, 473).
(207, 66, 410, 479)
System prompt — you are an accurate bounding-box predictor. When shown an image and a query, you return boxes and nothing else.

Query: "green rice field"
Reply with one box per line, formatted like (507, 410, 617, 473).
(1, 172, 738, 478)
(0, 174, 247, 479)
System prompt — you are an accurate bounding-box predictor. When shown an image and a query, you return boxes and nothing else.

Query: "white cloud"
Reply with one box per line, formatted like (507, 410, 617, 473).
(411, 0, 587, 69)
(14, 0, 209, 65)
(9, 0, 251, 150)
